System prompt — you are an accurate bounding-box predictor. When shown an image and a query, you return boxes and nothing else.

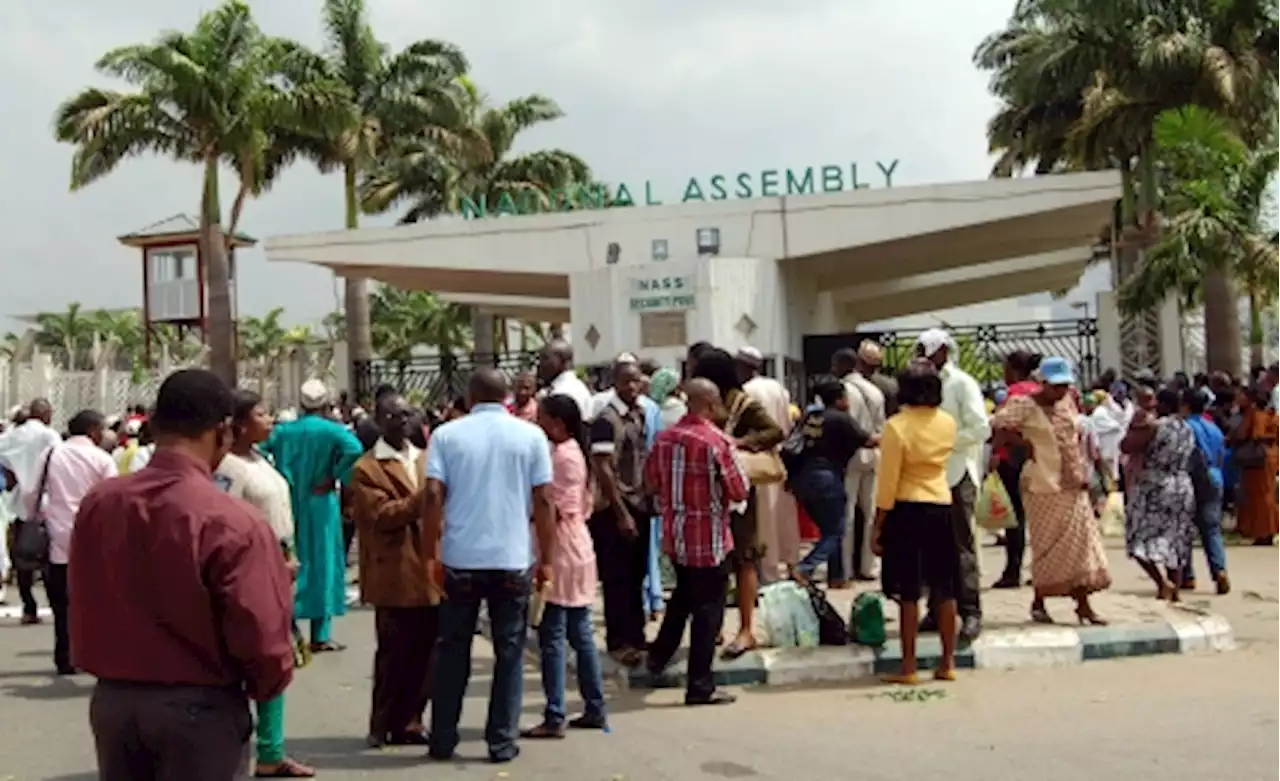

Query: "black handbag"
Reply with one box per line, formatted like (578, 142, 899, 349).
(12, 450, 54, 572)
(796, 578, 848, 646)
(1235, 439, 1266, 469)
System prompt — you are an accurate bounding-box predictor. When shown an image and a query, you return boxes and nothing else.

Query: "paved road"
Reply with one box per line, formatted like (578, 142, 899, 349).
(1, 544, 1275, 781)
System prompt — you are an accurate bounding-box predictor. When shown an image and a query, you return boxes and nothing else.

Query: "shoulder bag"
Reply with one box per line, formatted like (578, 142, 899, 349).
(726, 393, 786, 486)
(12, 449, 55, 572)
(1234, 411, 1267, 469)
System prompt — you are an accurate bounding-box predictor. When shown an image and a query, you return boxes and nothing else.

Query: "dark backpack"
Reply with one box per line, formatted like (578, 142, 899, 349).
(1187, 447, 1214, 506)
(796, 578, 848, 646)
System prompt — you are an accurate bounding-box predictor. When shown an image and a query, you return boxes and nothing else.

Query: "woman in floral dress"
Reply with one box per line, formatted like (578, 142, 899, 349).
(1122, 388, 1197, 601)
(990, 357, 1111, 624)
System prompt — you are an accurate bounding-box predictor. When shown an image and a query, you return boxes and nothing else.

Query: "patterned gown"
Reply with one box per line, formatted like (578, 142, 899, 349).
(992, 395, 1111, 597)
(1125, 417, 1196, 569)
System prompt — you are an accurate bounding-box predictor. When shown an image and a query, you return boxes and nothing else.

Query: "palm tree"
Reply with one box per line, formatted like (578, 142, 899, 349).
(362, 81, 591, 355)
(33, 302, 94, 370)
(277, 0, 469, 377)
(368, 286, 471, 362)
(1119, 106, 1278, 370)
(973, 0, 1278, 372)
(53, 0, 348, 384)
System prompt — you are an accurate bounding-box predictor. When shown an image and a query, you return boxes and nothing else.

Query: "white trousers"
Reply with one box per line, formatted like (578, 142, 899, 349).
(842, 468, 879, 579)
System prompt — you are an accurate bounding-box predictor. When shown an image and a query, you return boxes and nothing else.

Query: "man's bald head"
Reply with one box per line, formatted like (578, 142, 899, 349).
(684, 378, 721, 419)
(538, 339, 574, 383)
(468, 368, 509, 406)
(28, 398, 53, 425)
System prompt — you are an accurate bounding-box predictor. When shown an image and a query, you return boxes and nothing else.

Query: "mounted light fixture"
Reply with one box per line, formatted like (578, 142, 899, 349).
(651, 238, 669, 261)
(696, 227, 720, 257)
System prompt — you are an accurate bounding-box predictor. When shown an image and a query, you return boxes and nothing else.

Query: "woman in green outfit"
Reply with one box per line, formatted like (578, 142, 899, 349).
(217, 390, 316, 778)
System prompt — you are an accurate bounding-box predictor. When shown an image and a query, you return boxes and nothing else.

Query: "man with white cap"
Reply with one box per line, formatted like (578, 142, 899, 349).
(263, 378, 364, 652)
(831, 343, 887, 583)
(915, 328, 990, 640)
(735, 346, 797, 582)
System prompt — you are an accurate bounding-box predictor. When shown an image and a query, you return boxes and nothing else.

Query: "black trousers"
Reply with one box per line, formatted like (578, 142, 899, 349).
(45, 563, 70, 670)
(370, 605, 439, 740)
(91, 680, 252, 781)
(588, 507, 650, 652)
(997, 460, 1029, 581)
(17, 566, 38, 617)
(929, 474, 981, 620)
(648, 564, 728, 701)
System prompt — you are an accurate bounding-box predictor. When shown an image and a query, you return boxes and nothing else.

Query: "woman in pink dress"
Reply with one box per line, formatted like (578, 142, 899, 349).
(522, 394, 608, 739)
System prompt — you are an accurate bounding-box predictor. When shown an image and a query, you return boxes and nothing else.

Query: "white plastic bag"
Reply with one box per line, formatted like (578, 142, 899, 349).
(759, 582, 797, 648)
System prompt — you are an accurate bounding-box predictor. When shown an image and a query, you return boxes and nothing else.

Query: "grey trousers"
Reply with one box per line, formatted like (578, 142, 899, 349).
(90, 680, 252, 781)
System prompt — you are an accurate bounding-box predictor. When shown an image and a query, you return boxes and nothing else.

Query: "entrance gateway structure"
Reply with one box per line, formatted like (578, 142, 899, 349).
(265, 171, 1133, 398)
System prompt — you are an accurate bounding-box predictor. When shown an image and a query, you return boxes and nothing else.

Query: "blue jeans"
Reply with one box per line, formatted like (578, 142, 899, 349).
(642, 518, 665, 614)
(537, 604, 607, 726)
(430, 568, 530, 762)
(793, 467, 848, 581)
(1185, 483, 1228, 582)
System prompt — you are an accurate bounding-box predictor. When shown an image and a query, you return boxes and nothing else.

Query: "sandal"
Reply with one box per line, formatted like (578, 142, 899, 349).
(255, 757, 315, 778)
(933, 668, 957, 682)
(1030, 607, 1054, 625)
(719, 638, 756, 661)
(520, 722, 566, 739)
(309, 640, 346, 653)
(881, 672, 919, 686)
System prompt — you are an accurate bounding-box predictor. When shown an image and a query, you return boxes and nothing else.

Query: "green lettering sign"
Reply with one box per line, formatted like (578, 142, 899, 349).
(459, 160, 902, 218)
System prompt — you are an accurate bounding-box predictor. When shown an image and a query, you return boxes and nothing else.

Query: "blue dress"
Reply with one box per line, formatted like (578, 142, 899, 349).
(264, 414, 364, 623)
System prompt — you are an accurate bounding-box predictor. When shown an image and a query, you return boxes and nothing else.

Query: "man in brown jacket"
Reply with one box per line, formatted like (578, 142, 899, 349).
(350, 392, 440, 748)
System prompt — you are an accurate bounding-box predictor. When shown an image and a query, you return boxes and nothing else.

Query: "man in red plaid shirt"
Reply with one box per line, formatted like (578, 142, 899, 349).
(642, 378, 750, 706)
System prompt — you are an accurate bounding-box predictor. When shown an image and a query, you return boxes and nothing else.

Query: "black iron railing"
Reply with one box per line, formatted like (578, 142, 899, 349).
(353, 352, 539, 405)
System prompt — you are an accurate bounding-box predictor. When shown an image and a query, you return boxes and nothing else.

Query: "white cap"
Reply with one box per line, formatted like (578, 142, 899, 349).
(736, 346, 763, 367)
(299, 379, 330, 410)
(916, 327, 952, 358)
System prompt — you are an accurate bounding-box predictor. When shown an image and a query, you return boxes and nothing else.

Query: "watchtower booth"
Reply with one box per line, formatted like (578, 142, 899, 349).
(117, 214, 257, 365)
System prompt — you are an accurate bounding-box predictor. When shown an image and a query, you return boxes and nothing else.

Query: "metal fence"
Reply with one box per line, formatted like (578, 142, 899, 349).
(868, 319, 1100, 390)
(352, 352, 540, 405)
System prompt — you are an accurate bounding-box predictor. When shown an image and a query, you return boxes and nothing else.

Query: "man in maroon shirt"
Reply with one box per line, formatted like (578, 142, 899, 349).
(70, 369, 295, 781)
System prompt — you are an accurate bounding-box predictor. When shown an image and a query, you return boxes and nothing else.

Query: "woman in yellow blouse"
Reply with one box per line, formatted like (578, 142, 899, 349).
(871, 360, 961, 684)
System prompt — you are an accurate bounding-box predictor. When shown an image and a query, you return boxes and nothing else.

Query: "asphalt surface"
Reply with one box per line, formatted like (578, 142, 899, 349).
(1, 543, 1276, 781)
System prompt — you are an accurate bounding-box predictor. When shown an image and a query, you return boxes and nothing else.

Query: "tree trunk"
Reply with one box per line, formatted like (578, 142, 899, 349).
(343, 163, 374, 374)
(1202, 265, 1243, 375)
(471, 307, 495, 363)
(1248, 289, 1265, 370)
(202, 156, 237, 386)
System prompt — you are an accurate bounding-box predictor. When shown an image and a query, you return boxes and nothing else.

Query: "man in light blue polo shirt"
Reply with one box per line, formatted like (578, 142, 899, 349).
(423, 368, 555, 764)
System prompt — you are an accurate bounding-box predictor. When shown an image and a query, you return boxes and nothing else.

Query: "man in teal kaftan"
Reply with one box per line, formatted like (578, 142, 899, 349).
(265, 382, 364, 650)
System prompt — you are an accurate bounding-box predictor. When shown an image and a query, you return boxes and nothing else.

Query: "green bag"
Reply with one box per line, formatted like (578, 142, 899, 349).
(849, 592, 886, 646)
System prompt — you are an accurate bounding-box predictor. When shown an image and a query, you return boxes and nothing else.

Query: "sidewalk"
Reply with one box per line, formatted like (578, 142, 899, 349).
(481, 544, 1237, 691)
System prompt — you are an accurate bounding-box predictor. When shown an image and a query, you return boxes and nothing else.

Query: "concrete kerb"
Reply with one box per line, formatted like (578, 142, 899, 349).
(476, 609, 1235, 691)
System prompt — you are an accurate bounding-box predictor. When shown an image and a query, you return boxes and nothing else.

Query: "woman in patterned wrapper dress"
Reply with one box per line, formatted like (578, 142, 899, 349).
(990, 357, 1111, 625)
(1122, 388, 1197, 601)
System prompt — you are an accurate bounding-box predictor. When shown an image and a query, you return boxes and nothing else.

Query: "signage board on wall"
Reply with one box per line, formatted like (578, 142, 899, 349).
(628, 274, 695, 313)
(459, 160, 902, 219)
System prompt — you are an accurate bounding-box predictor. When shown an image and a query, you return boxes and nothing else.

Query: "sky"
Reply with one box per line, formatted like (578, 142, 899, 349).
(0, 0, 1109, 332)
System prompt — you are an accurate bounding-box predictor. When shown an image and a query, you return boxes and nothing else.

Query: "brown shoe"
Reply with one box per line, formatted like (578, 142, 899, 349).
(20, 614, 40, 625)
(1215, 572, 1231, 595)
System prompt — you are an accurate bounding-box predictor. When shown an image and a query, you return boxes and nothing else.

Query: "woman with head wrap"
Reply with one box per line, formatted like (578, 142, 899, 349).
(648, 367, 686, 431)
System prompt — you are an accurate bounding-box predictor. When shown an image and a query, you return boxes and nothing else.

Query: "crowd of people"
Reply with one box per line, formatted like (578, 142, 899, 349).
(0, 332, 1275, 779)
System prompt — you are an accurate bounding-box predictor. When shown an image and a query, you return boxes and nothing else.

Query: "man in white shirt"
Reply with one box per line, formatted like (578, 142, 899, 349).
(833, 342, 888, 582)
(0, 399, 62, 623)
(916, 329, 990, 641)
(536, 340, 592, 419)
(26, 409, 118, 673)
